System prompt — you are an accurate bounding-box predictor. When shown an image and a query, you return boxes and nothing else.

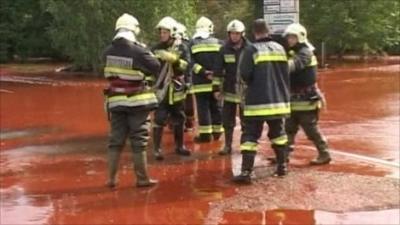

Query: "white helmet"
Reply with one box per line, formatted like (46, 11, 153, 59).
(176, 22, 189, 40)
(156, 16, 178, 37)
(195, 16, 214, 34)
(283, 23, 307, 43)
(227, 19, 245, 33)
(115, 13, 140, 35)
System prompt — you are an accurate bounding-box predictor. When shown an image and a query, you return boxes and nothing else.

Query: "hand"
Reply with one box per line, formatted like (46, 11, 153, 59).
(156, 50, 178, 63)
(213, 91, 222, 100)
(205, 70, 213, 80)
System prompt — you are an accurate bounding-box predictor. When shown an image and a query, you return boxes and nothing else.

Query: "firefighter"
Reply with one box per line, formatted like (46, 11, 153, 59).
(215, 19, 251, 155)
(190, 16, 224, 142)
(233, 19, 291, 183)
(151, 17, 192, 160)
(103, 13, 160, 188)
(282, 23, 331, 165)
(176, 22, 195, 132)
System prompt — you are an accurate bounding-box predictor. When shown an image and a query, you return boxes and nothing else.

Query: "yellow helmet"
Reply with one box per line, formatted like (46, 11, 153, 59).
(156, 16, 178, 37)
(283, 23, 307, 43)
(227, 19, 245, 33)
(115, 13, 140, 35)
(195, 16, 214, 34)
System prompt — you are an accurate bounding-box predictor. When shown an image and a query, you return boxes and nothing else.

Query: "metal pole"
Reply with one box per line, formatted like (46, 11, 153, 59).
(321, 41, 326, 69)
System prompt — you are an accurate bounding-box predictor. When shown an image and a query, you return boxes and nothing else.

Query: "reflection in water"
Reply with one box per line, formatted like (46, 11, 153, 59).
(220, 209, 400, 225)
(0, 185, 53, 225)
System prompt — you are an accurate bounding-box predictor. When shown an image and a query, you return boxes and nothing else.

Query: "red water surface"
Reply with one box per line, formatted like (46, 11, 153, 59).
(0, 63, 399, 224)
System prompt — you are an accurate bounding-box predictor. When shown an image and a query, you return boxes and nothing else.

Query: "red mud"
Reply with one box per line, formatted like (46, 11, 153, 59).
(1, 63, 399, 224)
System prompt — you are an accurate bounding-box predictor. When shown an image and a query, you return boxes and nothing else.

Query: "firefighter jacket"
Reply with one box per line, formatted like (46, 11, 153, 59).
(103, 38, 161, 111)
(288, 43, 322, 111)
(238, 37, 290, 119)
(189, 36, 223, 94)
(152, 40, 191, 105)
(215, 38, 251, 103)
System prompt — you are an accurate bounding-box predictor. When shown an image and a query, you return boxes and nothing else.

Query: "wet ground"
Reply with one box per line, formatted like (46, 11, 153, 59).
(0, 63, 399, 224)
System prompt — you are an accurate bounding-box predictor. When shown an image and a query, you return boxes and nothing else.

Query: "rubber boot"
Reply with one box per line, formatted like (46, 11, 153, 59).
(133, 151, 158, 187)
(310, 147, 331, 165)
(106, 149, 121, 188)
(267, 145, 292, 164)
(218, 128, 233, 155)
(232, 152, 255, 184)
(273, 147, 287, 177)
(194, 133, 212, 143)
(174, 125, 191, 156)
(152, 127, 164, 160)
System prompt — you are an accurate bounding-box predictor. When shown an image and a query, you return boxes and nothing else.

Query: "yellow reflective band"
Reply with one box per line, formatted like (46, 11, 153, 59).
(224, 54, 235, 63)
(191, 43, 221, 54)
(271, 135, 288, 145)
(240, 141, 258, 151)
(288, 50, 295, 57)
(309, 55, 318, 67)
(244, 103, 291, 117)
(253, 52, 287, 64)
(107, 92, 158, 108)
(291, 101, 321, 111)
(191, 84, 213, 93)
(212, 125, 224, 133)
(179, 59, 188, 71)
(104, 66, 145, 80)
(173, 91, 186, 103)
(198, 125, 212, 134)
(145, 75, 155, 81)
(212, 77, 222, 85)
(193, 63, 203, 74)
(223, 92, 241, 103)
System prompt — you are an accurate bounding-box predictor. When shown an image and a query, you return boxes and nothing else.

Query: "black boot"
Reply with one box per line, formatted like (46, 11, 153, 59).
(273, 147, 287, 177)
(310, 149, 331, 165)
(153, 127, 164, 160)
(267, 146, 292, 164)
(232, 152, 255, 184)
(218, 128, 233, 155)
(133, 151, 158, 187)
(106, 149, 121, 188)
(174, 125, 191, 156)
(194, 134, 212, 143)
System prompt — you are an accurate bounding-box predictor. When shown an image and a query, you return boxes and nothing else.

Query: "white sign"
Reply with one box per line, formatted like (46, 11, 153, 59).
(263, 0, 299, 34)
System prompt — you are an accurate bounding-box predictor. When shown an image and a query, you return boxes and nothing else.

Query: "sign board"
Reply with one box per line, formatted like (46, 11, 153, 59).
(263, 0, 299, 34)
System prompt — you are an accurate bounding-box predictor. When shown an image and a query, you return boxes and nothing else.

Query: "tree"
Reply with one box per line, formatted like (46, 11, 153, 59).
(0, 0, 57, 62)
(300, 0, 400, 56)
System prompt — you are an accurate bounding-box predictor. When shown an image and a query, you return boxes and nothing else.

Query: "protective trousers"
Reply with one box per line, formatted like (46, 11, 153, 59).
(195, 92, 223, 141)
(240, 118, 288, 176)
(184, 93, 195, 130)
(220, 101, 243, 154)
(285, 109, 331, 164)
(107, 108, 154, 186)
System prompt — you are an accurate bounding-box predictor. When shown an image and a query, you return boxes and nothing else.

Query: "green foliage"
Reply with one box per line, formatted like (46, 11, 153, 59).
(300, 0, 400, 55)
(1, 0, 399, 68)
(0, 0, 57, 62)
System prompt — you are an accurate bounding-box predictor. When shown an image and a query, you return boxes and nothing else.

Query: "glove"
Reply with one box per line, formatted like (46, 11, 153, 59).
(156, 50, 178, 63)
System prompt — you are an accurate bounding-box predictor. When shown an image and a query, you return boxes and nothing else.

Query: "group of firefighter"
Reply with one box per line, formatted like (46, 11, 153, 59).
(102, 13, 332, 188)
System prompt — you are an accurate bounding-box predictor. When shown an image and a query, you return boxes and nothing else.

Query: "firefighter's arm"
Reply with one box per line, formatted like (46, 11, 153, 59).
(179, 44, 192, 88)
(288, 48, 312, 73)
(212, 46, 225, 91)
(137, 48, 161, 77)
(238, 46, 254, 83)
